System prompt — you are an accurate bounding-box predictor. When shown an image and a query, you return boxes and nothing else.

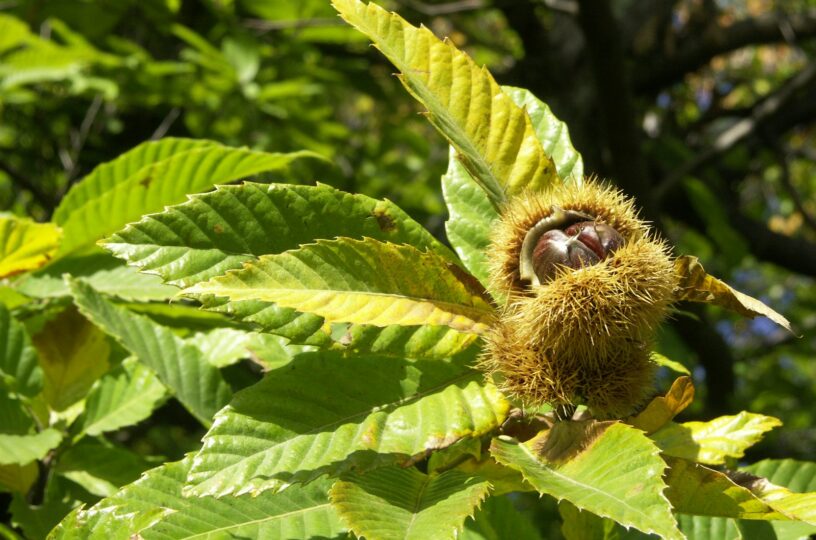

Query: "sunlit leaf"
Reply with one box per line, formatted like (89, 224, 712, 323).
(0, 303, 44, 398)
(75, 357, 167, 437)
(674, 256, 793, 333)
(628, 376, 694, 434)
(49, 456, 346, 540)
(104, 182, 454, 288)
(651, 412, 782, 465)
(332, 0, 559, 207)
(331, 467, 490, 540)
(0, 429, 62, 465)
(32, 307, 110, 412)
(185, 238, 494, 333)
(0, 216, 61, 279)
(68, 279, 231, 426)
(664, 457, 779, 519)
(491, 422, 681, 540)
(53, 138, 319, 256)
(185, 350, 510, 498)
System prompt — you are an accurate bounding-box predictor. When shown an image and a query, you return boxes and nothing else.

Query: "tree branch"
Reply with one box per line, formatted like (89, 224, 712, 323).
(575, 0, 654, 214)
(636, 10, 816, 93)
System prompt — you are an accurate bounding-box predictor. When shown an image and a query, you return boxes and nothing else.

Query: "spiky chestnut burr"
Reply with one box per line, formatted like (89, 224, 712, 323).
(481, 179, 676, 418)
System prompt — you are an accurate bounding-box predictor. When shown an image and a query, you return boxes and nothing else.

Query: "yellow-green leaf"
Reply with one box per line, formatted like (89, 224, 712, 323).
(674, 256, 793, 333)
(651, 412, 782, 465)
(664, 457, 780, 519)
(0, 462, 38, 494)
(491, 422, 682, 540)
(628, 376, 694, 434)
(32, 307, 110, 412)
(185, 238, 494, 333)
(332, 0, 559, 207)
(0, 216, 61, 279)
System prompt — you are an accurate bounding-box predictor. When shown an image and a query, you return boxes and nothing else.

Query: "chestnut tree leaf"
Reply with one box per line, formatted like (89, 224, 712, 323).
(104, 182, 455, 288)
(184, 350, 510, 498)
(673, 256, 793, 334)
(330, 467, 491, 540)
(106, 182, 471, 354)
(75, 357, 167, 437)
(490, 422, 682, 540)
(628, 376, 695, 434)
(332, 0, 560, 208)
(32, 307, 111, 412)
(53, 138, 320, 257)
(68, 278, 231, 426)
(0, 303, 44, 398)
(0, 216, 61, 279)
(0, 429, 62, 465)
(650, 412, 782, 465)
(184, 238, 495, 334)
(664, 457, 780, 519)
(0, 462, 38, 494)
(48, 456, 345, 540)
(442, 87, 583, 293)
(461, 493, 543, 540)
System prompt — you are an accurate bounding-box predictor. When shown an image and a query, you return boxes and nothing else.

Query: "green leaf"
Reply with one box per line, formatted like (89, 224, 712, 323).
(651, 412, 782, 465)
(0, 13, 34, 54)
(0, 429, 62, 465)
(16, 250, 178, 301)
(333, 323, 478, 360)
(650, 352, 691, 376)
(491, 422, 682, 540)
(440, 86, 583, 293)
(0, 303, 44, 398)
(68, 279, 231, 426)
(55, 438, 152, 497)
(49, 457, 346, 540)
(0, 462, 38, 494)
(330, 467, 491, 540)
(0, 216, 61, 279)
(673, 256, 793, 334)
(185, 237, 494, 333)
(501, 86, 584, 182)
(736, 460, 816, 526)
(461, 493, 543, 540)
(332, 0, 559, 208)
(743, 459, 816, 494)
(185, 350, 510, 498)
(441, 151, 498, 291)
(32, 307, 111, 412)
(677, 515, 741, 540)
(664, 457, 779, 519)
(75, 357, 167, 437)
(0, 393, 35, 434)
(53, 139, 319, 256)
(104, 182, 453, 288)
(53, 139, 214, 223)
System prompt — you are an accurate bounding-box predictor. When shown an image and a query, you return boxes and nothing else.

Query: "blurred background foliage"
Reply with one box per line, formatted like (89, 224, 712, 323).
(1, 0, 815, 535)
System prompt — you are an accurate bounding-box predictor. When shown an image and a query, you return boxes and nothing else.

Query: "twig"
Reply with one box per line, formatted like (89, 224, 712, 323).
(776, 145, 816, 233)
(63, 95, 103, 184)
(151, 107, 181, 140)
(654, 62, 816, 202)
(403, 0, 486, 16)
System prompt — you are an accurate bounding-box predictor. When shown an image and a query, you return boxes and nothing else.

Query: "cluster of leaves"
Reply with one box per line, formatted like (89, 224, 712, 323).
(0, 1, 814, 539)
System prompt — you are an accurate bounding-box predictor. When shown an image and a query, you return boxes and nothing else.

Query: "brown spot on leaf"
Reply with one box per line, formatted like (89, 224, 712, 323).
(139, 177, 152, 188)
(373, 207, 396, 232)
(213, 224, 224, 234)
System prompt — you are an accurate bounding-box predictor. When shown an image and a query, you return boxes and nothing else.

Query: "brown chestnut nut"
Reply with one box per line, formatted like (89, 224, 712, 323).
(531, 221, 623, 283)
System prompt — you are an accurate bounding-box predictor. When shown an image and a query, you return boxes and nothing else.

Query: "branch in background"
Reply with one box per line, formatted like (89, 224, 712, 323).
(776, 145, 816, 234)
(729, 213, 816, 277)
(151, 107, 181, 140)
(402, 0, 485, 16)
(575, 0, 654, 212)
(654, 62, 816, 202)
(0, 159, 56, 214)
(636, 10, 816, 93)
